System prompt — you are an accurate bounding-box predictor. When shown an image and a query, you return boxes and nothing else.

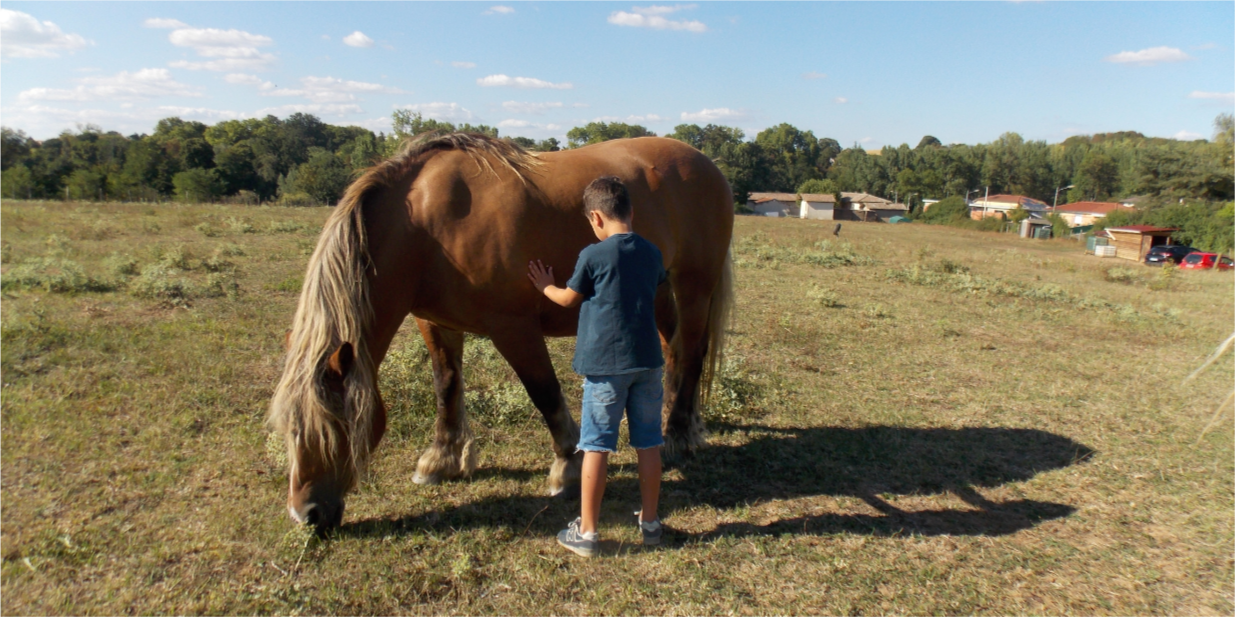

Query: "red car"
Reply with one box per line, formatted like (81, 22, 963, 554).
(1178, 252, 1234, 271)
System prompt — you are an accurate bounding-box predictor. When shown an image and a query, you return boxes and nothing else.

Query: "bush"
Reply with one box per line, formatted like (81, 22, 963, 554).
(172, 169, 223, 203)
(918, 195, 969, 224)
(129, 263, 191, 302)
(104, 253, 139, 277)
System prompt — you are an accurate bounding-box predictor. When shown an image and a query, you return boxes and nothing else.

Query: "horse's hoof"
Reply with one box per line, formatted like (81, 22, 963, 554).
(412, 472, 441, 485)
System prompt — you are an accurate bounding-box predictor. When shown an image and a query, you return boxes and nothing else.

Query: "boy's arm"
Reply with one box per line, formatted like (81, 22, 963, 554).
(528, 260, 583, 308)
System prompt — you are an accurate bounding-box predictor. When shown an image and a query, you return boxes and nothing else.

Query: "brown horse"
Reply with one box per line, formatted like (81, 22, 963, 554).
(268, 133, 734, 530)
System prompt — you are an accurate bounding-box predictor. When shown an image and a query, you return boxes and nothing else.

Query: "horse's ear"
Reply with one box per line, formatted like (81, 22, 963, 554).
(327, 342, 355, 378)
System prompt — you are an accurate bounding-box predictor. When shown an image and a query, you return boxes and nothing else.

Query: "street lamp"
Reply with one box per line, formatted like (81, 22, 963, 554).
(1053, 184, 1075, 211)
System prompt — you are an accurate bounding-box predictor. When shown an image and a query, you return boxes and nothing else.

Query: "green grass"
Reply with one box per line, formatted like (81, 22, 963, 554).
(2, 202, 1232, 614)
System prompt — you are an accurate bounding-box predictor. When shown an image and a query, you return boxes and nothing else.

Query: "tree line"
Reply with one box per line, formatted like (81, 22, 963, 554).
(3, 111, 1231, 213)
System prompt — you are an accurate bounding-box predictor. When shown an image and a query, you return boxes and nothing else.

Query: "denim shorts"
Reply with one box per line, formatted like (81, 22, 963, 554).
(578, 368, 665, 453)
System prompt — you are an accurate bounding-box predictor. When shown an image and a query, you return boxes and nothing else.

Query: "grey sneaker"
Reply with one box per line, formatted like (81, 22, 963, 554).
(635, 510, 663, 546)
(557, 518, 598, 557)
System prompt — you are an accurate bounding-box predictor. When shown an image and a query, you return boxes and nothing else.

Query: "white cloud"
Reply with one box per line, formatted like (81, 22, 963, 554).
(608, 5, 707, 32)
(594, 114, 667, 124)
(396, 102, 476, 122)
(262, 75, 403, 103)
(255, 103, 364, 117)
(156, 106, 245, 121)
(224, 72, 272, 88)
(1189, 91, 1235, 103)
(484, 6, 515, 15)
(1104, 46, 1191, 66)
(802, 71, 827, 80)
(680, 107, 747, 123)
(1172, 130, 1203, 140)
(167, 26, 277, 71)
(478, 74, 573, 90)
(343, 31, 374, 48)
(452, 61, 477, 69)
(1, 9, 91, 58)
(502, 101, 565, 114)
(834, 97, 848, 104)
(143, 17, 188, 29)
(498, 119, 562, 131)
(18, 68, 202, 102)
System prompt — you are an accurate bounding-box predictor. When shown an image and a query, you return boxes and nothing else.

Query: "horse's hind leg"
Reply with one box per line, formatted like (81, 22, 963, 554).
(662, 277, 711, 457)
(413, 318, 478, 485)
(489, 326, 581, 496)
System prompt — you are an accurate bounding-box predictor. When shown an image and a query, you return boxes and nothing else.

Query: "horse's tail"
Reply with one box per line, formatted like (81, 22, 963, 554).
(699, 247, 734, 403)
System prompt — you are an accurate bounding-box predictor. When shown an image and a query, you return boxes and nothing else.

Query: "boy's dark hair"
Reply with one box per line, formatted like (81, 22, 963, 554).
(582, 176, 631, 221)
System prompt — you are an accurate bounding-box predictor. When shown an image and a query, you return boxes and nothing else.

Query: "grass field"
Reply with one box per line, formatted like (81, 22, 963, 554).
(2, 200, 1232, 615)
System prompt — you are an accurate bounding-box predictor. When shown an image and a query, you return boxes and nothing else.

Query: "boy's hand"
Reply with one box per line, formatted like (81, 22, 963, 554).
(527, 260, 554, 292)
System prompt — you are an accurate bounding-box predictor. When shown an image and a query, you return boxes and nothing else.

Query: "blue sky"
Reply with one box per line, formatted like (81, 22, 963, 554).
(2, 2, 1232, 148)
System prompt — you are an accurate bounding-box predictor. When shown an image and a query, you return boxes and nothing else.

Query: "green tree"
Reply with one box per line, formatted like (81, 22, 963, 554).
(173, 168, 223, 203)
(2, 127, 33, 171)
(280, 148, 352, 205)
(566, 122, 654, 148)
(797, 178, 838, 195)
(916, 135, 942, 150)
(1071, 150, 1118, 200)
(65, 168, 106, 200)
(1, 165, 34, 198)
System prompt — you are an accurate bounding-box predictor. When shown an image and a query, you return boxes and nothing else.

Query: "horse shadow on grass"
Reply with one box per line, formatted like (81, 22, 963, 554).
(339, 423, 1095, 543)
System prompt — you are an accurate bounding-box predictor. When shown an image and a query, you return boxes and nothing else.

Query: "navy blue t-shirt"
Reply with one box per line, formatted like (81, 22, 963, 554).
(566, 233, 668, 376)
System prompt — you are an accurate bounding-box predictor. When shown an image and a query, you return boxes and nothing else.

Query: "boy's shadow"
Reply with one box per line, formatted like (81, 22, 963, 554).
(340, 423, 1095, 543)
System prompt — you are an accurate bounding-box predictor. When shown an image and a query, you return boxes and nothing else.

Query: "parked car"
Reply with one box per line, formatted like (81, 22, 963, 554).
(1178, 252, 1234, 271)
(1144, 245, 1196, 266)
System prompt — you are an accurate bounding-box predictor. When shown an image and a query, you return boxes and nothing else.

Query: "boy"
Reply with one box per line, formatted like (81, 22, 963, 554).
(527, 176, 666, 558)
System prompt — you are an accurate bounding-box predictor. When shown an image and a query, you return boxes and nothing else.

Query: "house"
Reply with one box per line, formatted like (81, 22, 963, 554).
(837, 192, 909, 222)
(969, 194, 1049, 220)
(1055, 201, 1135, 227)
(799, 193, 838, 220)
(1103, 226, 1179, 262)
(746, 192, 799, 217)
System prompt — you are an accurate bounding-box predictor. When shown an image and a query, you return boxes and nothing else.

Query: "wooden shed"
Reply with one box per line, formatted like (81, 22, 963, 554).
(1103, 226, 1178, 262)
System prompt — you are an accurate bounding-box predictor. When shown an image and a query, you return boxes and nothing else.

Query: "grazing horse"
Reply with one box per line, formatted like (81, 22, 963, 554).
(268, 133, 734, 530)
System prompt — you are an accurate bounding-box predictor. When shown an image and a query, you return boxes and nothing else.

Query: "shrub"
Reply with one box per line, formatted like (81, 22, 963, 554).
(159, 245, 191, 270)
(225, 217, 255, 234)
(195, 222, 221, 237)
(277, 192, 316, 207)
(268, 220, 311, 234)
(918, 195, 969, 224)
(1103, 267, 1141, 285)
(216, 243, 246, 257)
(201, 250, 235, 273)
(201, 272, 240, 299)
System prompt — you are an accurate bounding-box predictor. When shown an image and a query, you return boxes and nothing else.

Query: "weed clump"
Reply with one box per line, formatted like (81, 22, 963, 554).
(129, 263, 191, 303)
(2, 257, 111, 293)
(707, 357, 765, 423)
(195, 222, 221, 237)
(886, 259, 1170, 321)
(225, 217, 256, 234)
(807, 285, 842, 308)
(201, 272, 240, 299)
(103, 253, 139, 277)
(467, 381, 535, 426)
(735, 235, 876, 269)
(269, 220, 312, 234)
(216, 243, 246, 257)
(1103, 267, 1142, 285)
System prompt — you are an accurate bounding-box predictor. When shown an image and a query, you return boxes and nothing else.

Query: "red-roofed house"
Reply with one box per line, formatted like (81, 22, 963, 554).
(1056, 201, 1135, 226)
(969, 195, 1049, 220)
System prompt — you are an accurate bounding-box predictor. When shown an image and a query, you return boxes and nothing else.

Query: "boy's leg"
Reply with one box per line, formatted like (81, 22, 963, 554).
(580, 451, 609, 534)
(635, 446, 661, 523)
(626, 368, 666, 524)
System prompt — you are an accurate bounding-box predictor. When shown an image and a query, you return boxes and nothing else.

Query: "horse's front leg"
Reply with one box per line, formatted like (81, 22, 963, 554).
(489, 325, 581, 496)
(412, 318, 478, 485)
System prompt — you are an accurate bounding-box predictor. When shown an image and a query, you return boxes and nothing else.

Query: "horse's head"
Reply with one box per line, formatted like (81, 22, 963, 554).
(271, 339, 386, 532)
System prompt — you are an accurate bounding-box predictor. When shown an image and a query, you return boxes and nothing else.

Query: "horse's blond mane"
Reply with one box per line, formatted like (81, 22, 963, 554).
(268, 131, 536, 484)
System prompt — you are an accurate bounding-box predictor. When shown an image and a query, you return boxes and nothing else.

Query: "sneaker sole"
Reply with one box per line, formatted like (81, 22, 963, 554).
(557, 538, 597, 557)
